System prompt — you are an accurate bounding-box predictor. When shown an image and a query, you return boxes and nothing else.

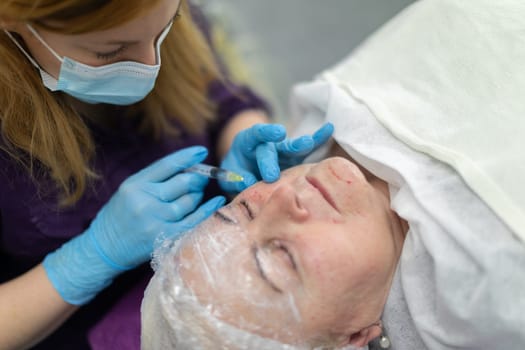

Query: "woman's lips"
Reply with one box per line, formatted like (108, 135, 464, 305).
(305, 176, 340, 212)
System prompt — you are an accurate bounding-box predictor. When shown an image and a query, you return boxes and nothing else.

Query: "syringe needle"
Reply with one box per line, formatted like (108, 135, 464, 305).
(184, 163, 244, 182)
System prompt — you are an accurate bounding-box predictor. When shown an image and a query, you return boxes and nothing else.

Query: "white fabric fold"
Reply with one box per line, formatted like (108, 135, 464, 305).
(290, 79, 525, 350)
(319, 0, 525, 242)
(288, 1, 525, 348)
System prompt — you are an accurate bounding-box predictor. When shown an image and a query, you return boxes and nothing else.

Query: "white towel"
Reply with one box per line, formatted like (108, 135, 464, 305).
(321, 0, 525, 242)
(289, 1, 525, 348)
(290, 79, 525, 350)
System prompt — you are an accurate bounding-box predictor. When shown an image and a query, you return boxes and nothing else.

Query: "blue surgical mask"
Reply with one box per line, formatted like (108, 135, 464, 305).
(4, 22, 172, 105)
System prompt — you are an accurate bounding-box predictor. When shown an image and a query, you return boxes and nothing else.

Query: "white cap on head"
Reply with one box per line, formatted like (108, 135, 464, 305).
(140, 221, 313, 350)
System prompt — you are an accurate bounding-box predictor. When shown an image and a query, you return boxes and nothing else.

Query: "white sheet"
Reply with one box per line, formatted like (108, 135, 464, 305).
(287, 0, 525, 348)
(290, 79, 525, 349)
(320, 0, 525, 242)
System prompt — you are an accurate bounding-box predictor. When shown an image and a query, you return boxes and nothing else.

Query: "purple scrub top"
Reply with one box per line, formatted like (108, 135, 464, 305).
(0, 81, 268, 350)
(0, 3, 271, 348)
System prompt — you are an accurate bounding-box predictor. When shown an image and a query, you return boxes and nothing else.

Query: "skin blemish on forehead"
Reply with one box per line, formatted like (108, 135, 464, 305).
(245, 189, 264, 202)
(329, 165, 352, 185)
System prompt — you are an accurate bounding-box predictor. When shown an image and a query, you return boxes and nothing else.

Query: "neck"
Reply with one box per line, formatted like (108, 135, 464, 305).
(63, 94, 124, 125)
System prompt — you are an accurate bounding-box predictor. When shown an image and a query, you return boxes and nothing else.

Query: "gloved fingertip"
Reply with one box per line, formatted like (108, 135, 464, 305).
(184, 145, 209, 157)
(261, 166, 280, 183)
(238, 173, 258, 191)
(207, 195, 226, 209)
(244, 177, 257, 187)
(261, 124, 286, 141)
(313, 123, 334, 142)
(322, 122, 334, 130)
(291, 136, 314, 151)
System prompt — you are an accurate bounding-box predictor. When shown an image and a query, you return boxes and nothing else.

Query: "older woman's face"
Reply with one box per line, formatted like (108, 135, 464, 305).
(178, 157, 404, 346)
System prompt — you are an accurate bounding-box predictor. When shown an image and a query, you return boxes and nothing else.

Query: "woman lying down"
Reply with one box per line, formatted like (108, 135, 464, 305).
(142, 151, 406, 350)
(141, 0, 525, 349)
(141, 118, 524, 350)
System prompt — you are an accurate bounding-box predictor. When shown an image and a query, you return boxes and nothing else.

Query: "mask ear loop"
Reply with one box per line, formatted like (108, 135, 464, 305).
(25, 23, 64, 63)
(3, 29, 42, 69)
(4, 26, 60, 90)
(10, 20, 173, 69)
(154, 20, 173, 65)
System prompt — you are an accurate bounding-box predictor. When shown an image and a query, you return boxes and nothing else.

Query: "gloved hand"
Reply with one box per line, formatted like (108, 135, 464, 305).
(220, 122, 334, 192)
(43, 146, 225, 305)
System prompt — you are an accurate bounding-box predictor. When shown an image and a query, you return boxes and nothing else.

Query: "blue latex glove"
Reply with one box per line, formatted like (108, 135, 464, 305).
(220, 122, 334, 192)
(43, 146, 225, 305)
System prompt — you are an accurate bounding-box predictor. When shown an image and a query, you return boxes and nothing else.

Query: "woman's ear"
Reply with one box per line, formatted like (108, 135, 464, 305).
(345, 323, 382, 348)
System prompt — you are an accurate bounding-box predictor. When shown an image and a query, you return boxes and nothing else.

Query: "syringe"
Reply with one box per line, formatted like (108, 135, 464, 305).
(184, 163, 244, 182)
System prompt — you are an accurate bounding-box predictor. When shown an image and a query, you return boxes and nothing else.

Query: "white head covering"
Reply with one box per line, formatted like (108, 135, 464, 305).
(321, 0, 525, 242)
(140, 220, 360, 350)
(289, 1, 525, 349)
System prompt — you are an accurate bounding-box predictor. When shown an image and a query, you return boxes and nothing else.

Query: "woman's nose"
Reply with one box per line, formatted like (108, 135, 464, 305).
(133, 42, 157, 65)
(267, 185, 309, 222)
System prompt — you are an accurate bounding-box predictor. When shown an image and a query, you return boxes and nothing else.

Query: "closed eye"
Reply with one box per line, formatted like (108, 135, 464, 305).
(213, 199, 254, 224)
(93, 11, 180, 62)
(252, 245, 283, 293)
(271, 240, 297, 271)
(213, 210, 235, 224)
(240, 199, 254, 220)
(95, 45, 128, 61)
